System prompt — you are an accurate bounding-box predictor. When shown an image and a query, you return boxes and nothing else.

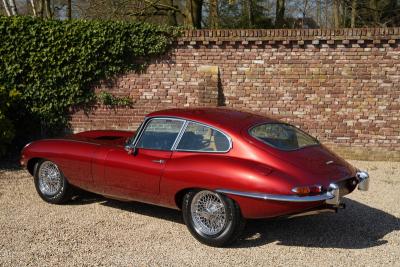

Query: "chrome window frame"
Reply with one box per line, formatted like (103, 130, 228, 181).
(172, 120, 232, 153)
(126, 121, 145, 147)
(132, 117, 186, 151)
(130, 116, 233, 153)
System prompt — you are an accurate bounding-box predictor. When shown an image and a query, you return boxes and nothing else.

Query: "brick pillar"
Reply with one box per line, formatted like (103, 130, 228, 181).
(197, 65, 220, 106)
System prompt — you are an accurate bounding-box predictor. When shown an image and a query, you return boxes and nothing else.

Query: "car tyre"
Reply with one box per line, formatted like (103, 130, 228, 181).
(33, 160, 73, 204)
(182, 190, 246, 247)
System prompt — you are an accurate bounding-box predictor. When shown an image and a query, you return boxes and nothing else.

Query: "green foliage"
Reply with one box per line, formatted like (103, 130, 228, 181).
(97, 91, 133, 107)
(0, 16, 174, 155)
(0, 86, 21, 156)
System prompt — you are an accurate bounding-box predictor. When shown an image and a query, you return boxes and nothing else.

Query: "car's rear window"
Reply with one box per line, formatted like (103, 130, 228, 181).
(249, 123, 319, 151)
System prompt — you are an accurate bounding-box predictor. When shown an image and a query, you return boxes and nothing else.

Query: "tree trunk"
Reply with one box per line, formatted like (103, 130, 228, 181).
(275, 0, 285, 28)
(333, 0, 340, 28)
(316, 0, 321, 27)
(247, 0, 254, 27)
(341, 0, 346, 27)
(2, 0, 11, 16)
(67, 0, 72, 19)
(209, 0, 219, 28)
(164, 0, 178, 26)
(184, 0, 203, 29)
(369, 0, 379, 26)
(351, 0, 357, 27)
(324, 0, 328, 28)
(45, 0, 52, 18)
(29, 0, 37, 16)
(8, 0, 17, 15)
(38, 0, 44, 17)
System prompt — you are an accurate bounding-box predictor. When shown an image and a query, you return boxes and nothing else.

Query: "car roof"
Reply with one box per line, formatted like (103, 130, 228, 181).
(147, 108, 279, 133)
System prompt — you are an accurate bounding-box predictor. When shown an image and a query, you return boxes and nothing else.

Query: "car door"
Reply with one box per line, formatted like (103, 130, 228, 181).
(101, 118, 185, 203)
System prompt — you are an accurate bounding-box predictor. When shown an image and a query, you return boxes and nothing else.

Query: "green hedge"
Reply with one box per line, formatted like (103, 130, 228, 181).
(0, 16, 175, 156)
(0, 86, 19, 155)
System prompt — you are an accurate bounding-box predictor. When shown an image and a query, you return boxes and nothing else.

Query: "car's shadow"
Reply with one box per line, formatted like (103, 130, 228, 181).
(70, 195, 399, 249)
(235, 198, 400, 249)
(70, 192, 182, 224)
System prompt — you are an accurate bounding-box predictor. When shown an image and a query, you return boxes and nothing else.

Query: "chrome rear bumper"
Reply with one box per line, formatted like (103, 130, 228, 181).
(217, 171, 369, 206)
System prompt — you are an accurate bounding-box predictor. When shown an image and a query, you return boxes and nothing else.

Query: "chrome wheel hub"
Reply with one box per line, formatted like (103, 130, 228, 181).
(191, 191, 227, 236)
(38, 161, 62, 196)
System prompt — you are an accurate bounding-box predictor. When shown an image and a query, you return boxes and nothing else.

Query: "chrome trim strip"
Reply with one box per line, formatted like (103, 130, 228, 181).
(171, 121, 189, 150)
(129, 120, 146, 147)
(216, 189, 335, 203)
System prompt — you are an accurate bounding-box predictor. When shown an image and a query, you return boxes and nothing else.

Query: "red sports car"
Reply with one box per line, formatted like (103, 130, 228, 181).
(20, 108, 369, 246)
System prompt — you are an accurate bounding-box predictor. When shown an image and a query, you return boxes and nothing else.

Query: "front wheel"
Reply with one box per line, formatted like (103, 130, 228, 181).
(182, 190, 246, 247)
(34, 160, 73, 204)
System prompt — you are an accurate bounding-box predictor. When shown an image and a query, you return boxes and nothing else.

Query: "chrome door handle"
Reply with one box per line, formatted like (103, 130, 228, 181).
(152, 159, 165, 164)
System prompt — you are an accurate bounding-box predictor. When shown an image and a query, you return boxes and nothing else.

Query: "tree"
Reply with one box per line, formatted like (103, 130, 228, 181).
(382, 0, 400, 26)
(209, 0, 219, 28)
(351, 0, 357, 27)
(369, 0, 379, 25)
(333, 0, 340, 27)
(2, 0, 12, 16)
(243, 0, 254, 27)
(45, 0, 52, 18)
(184, 0, 203, 28)
(316, 0, 321, 26)
(29, 0, 37, 16)
(67, 0, 71, 19)
(1, 0, 400, 30)
(1, 0, 17, 15)
(275, 0, 285, 28)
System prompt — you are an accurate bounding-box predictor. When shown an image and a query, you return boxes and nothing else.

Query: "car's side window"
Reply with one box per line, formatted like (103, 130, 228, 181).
(176, 122, 230, 152)
(136, 119, 184, 150)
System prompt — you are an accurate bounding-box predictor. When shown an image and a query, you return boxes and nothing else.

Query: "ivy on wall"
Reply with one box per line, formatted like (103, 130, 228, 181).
(97, 91, 133, 107)
(0, 16, 175, 156)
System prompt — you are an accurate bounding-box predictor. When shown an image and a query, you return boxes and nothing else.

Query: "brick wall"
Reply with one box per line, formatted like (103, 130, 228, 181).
(70, 28, 400, 161)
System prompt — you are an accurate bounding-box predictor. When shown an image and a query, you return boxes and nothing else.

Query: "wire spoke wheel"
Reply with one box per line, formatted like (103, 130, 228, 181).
(37, 161, 63, 196)
(190, 190, 227, 236)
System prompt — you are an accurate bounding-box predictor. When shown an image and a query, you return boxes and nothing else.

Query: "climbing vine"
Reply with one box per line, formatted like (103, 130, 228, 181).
(0, 16, 175, 155)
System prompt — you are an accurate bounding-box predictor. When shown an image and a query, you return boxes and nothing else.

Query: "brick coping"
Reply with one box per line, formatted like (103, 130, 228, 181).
(177, 28, 400, 45)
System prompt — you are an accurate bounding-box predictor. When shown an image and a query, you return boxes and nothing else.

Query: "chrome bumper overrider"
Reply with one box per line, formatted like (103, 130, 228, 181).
(217, 171, 369, 206)
(356, 170, 370, 191)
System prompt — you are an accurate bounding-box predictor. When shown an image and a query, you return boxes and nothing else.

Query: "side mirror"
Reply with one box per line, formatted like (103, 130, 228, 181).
(124, 145, 138, 156)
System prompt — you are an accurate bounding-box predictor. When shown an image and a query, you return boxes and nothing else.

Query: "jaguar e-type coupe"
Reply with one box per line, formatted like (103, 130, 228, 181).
(20, 108, 369, 247)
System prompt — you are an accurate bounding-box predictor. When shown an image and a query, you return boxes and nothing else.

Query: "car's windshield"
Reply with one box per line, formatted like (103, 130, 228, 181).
(249, 123, 319, 151)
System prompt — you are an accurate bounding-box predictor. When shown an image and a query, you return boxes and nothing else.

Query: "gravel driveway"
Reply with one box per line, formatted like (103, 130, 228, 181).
(0, 160, 399, 266)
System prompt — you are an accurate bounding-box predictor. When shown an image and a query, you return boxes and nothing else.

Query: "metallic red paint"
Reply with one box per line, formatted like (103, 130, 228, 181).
(21, 108, 360, 219)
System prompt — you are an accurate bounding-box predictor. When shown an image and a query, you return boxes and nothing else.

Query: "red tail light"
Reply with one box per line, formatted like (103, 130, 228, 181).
(292, 185, 322, 195)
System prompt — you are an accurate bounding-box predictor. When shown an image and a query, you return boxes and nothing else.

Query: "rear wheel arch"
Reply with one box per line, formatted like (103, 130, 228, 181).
(175, 187, 245, 211)
(27, 158, 42, 175)
(175, 188, 199, 210)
